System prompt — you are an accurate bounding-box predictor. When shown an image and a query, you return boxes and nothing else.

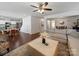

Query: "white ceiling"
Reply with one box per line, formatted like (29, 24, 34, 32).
(0, 2, 79, 18)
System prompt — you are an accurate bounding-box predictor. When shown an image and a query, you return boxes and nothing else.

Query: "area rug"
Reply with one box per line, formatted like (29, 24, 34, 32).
(55, 42, 70, 56)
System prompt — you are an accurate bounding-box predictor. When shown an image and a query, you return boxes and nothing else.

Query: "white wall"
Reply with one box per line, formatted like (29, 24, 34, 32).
(31, 16, 42, 34)
(20, 16, 43, 34)
(20, 16, 31, 33)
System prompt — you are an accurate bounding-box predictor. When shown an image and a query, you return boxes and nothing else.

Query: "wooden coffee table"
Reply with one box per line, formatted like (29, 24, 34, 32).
(27, 37, 58, 56)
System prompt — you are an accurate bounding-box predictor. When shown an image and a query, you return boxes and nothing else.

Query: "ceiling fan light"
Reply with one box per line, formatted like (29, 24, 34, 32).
(37, 9, 44, 14)
(41, 9, 44, 12)
(37, 10, 41, 12)
(40, 11, 42, 13)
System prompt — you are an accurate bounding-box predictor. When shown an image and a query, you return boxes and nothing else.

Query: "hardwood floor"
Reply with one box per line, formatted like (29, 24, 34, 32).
(1, 32, 70, 56)
(8, 32, 40, 51)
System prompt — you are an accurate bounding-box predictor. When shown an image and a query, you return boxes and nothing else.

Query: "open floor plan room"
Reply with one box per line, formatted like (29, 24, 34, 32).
(0, 2, 79, 56)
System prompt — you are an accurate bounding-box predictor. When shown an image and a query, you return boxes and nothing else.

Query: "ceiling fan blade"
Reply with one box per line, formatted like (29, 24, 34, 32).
(30, 5, 38, 8)
(44, 8, 52, 11)
(44, 2, 48, 6)
(33, 10, 38, 12)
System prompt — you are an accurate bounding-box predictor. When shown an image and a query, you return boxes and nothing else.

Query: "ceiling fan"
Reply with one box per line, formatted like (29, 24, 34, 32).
(30, 2, 52, 14)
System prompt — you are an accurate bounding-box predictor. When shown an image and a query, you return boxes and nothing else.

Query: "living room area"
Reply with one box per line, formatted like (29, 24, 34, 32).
(0, 2, 79, 56)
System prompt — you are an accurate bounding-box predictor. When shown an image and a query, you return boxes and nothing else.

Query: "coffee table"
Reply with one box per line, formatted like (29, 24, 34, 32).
(27, 37, 58, 56)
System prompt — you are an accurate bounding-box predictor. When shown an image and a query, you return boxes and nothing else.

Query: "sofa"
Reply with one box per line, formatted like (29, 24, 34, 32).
(47, 29, 69, 43)
(47, 29, 79, 55)
(68, 30, 79, 56)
